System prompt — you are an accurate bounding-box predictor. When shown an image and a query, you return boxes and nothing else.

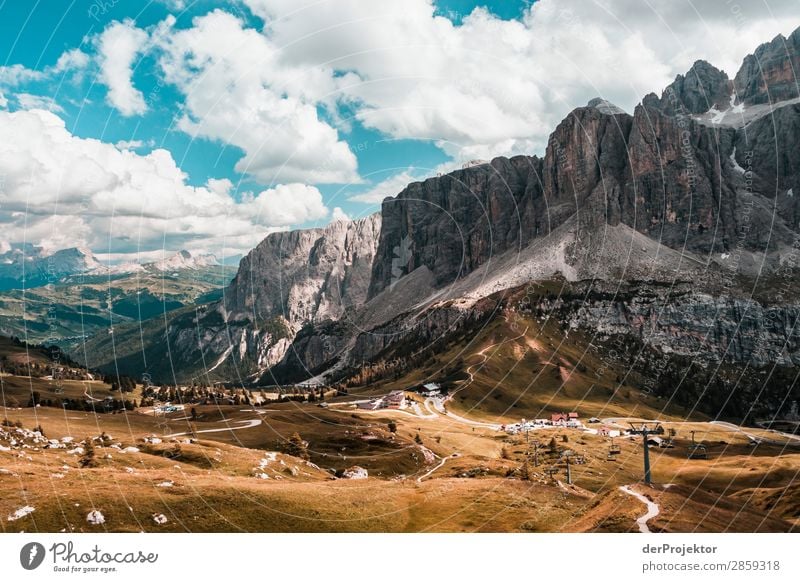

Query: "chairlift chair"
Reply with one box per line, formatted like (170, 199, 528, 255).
(606, 442, 621, 461)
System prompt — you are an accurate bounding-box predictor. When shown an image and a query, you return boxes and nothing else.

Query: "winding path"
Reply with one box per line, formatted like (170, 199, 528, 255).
(709, 420, 800, 446)
(417, 456, 449, 482)
(619, 485, 660, 533)
(162, 419, 262, 438)
(83, 388, 102, 402)
(449, 326, 529, 399)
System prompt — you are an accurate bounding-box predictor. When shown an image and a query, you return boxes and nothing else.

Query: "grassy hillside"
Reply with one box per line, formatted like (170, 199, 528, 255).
(0, 266, 235, 347)
(1, 391, 797, 532)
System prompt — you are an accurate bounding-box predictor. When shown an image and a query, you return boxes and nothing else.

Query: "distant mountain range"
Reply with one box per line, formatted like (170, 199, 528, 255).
(0, 245, 103, 290)
(74, 26, 800, 422)
(0, 247, 237, 347)
(99, 249, 225, 276)
(0, 245, 227, 290)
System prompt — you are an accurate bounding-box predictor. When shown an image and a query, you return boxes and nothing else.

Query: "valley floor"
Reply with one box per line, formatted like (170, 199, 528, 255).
(2, 311, 798, 533)
(1, 397, 798, 533)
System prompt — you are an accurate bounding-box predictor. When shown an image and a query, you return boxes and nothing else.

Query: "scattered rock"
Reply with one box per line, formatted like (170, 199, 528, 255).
(7, 506, 35, 521)
(86, 510, 105, 525)
(342, 466, 368, 480)
(152, 513, 168, 525)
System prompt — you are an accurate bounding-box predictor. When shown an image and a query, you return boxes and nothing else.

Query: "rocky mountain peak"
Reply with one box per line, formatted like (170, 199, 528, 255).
(44, 246, 104, 275)
(151, 250, 219, 272)
(587, 97, 627, 115)
(0, 245, 105, 290)
(225, 212, 382, 327)
(652, 59, 732, 115)
(734, 26, 800, 104)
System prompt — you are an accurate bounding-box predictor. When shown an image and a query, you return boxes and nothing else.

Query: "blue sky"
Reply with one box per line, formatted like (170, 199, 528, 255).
(0, 0, 530, 197)
(0, 0, 796, 261)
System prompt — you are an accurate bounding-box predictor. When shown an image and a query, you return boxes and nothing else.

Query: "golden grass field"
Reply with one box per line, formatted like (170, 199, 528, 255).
(2, 312, 799, 532)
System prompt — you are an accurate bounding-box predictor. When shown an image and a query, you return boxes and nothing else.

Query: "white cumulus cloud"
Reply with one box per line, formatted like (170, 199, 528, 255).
(0, 64, 45, 86)
(52, 49, 91, 74)
(0, 108, 331, 259)
(97, 20, 149, 116)
(331, 207, 351, 222)
(243, 0, 799, 158)
(241, 183, 329, 226)
(151, 10, 359, 185)
(15, 94, 64, 113)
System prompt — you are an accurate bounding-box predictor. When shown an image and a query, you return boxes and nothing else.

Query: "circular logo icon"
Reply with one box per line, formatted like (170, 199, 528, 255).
(20, 542, 46, 570)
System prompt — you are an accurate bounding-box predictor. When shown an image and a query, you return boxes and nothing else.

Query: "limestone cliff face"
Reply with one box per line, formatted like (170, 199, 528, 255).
(623, 100, 745, 253)
(151, 215, 381, 383)
(367, 156, 545, 298)
(736, 103, 800, 229)
(369, 85, 796, 298)
(225, 213, 381, 326)
(561, 283, 800, 367)
(543, 103, 632, 229)
(211, 214, 381, 376)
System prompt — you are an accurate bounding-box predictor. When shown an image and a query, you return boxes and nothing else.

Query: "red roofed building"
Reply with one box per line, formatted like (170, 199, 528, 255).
(384, 390, 406, 409)
(551, 412, 579, 425)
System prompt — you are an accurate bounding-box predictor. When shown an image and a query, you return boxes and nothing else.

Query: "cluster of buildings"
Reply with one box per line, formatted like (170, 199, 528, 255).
(355, 382, 444, 411)
(596, 426, 623, 438)
(356, 390, 407, 411)
(502, 411, 584, 434)
(502, 412, 632, 438)
(550, 412, 580, 425)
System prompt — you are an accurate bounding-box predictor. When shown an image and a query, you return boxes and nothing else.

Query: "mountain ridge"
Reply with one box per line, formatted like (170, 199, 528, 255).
(82, 26, 800, 395)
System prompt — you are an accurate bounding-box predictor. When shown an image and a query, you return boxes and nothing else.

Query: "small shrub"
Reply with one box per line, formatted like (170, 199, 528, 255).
(79, 440, 98, 468)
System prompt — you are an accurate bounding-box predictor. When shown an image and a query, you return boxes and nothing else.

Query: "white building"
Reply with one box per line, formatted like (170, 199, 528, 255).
(419, 382, 441, 396)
